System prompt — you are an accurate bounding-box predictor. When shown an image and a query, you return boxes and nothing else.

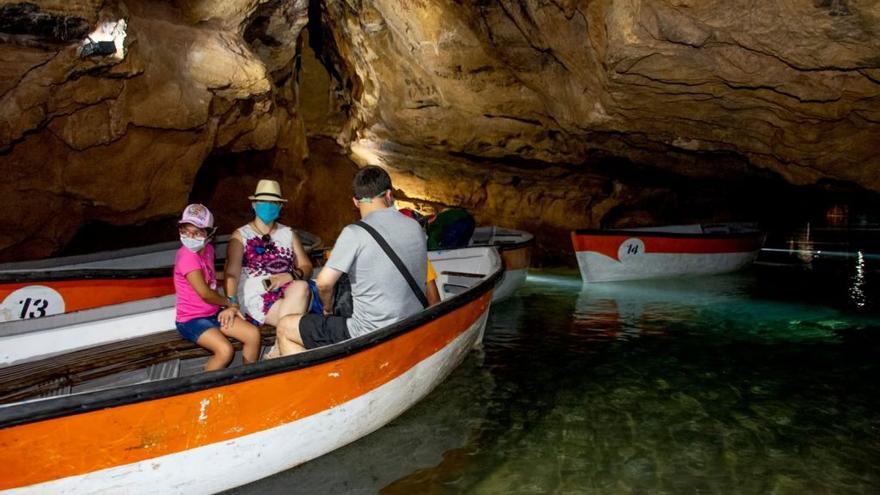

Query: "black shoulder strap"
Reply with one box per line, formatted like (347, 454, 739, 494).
(354, 220, 429, 308)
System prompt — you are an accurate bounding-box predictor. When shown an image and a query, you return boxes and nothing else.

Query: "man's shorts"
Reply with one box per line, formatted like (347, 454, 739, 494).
(176, 313, 221, 343)
(299, 313, 350, 349)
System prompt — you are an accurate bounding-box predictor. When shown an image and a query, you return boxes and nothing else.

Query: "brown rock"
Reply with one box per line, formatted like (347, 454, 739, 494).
(318, 0, 880, 189)
(0, 0, 310, 261)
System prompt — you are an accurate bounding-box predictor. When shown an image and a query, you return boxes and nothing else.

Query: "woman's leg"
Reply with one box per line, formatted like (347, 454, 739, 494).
(220, 317, 262, 364)
(195, 329, 235, 371)
(263, 280, 311, 326)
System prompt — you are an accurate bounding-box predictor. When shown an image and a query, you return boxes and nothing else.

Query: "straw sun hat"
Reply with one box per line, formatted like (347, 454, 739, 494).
(248, 179, 288, 202)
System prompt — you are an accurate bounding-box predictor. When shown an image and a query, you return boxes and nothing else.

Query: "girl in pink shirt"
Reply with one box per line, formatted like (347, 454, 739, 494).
(174, 204, 261, 371)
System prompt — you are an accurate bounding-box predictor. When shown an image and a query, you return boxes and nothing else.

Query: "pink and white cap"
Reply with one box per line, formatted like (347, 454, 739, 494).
(178, 203, 214, 230)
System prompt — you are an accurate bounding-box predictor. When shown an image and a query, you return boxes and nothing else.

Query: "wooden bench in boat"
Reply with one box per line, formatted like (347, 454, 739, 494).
(0, 326, 278, 404)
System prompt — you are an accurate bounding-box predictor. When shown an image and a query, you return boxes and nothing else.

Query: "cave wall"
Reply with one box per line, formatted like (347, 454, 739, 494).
(0, 0, 310, 261)
(1, 0, 879, 263)
(318, 0, 880, 188)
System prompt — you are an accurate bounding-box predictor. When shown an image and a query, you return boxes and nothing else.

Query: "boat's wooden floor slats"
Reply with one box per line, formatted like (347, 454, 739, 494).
(0, 327, 276, 404)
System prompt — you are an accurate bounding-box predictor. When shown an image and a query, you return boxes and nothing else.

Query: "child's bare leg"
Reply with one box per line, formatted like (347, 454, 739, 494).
(195, 329, 234, 371)
(221, 317, 261, 364)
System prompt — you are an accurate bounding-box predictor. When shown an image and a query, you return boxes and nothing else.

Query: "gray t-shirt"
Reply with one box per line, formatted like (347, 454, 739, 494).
(326, 207, 427, 338)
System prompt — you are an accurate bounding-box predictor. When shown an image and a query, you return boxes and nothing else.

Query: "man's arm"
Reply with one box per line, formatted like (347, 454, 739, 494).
(316, 267, 343, 314)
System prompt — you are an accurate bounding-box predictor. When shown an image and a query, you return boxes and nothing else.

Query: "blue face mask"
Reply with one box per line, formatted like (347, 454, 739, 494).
(255, 202, 281, 224)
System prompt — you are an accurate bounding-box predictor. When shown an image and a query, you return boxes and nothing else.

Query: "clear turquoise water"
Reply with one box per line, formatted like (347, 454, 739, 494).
(230, 267, 880, 494)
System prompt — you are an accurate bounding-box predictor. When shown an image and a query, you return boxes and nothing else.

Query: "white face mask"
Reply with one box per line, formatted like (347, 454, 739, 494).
(180, 235, 206, 252)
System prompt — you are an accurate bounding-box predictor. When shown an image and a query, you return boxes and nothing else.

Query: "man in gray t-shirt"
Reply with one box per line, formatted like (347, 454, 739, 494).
(325, 208, 426, 337)
(275, 166, 427, 355)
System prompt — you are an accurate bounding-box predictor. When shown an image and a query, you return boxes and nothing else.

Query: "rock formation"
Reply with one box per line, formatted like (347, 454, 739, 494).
(310, 0, 880, 259)
(1, 0, 878, 262)
(0, 0, 314, 260)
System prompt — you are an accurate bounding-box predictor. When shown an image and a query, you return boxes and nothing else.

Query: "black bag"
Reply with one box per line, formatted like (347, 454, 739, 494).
(331, 273, 353, 317)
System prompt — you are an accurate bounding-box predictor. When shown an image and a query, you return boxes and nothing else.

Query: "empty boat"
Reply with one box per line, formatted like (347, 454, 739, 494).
(571, 223, 764, 283)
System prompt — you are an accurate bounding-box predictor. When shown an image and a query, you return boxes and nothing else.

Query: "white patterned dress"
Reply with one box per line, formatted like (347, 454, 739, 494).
(236, 223, 296, 324)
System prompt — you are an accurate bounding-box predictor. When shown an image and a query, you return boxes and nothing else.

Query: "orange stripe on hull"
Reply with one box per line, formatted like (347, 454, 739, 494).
(0, 278, 173, 314)
(0, 291, 492, 489)
(571, 233, 762, 261)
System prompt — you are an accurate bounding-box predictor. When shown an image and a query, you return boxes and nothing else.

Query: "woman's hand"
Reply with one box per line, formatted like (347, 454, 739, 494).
(267, 273, 293, 291)
(218, 306, 243, 328)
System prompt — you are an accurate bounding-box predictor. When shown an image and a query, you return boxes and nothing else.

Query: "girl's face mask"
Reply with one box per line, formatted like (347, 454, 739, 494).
(255, 202, 282, 224)
(180, 235, 206, 252)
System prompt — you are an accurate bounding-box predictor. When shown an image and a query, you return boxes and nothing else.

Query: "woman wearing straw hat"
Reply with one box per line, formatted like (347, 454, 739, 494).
(224, 179, 315, 331)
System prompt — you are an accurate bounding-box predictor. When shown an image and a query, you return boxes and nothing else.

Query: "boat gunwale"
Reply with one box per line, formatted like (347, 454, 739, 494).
(0, 231, 322, 272)
(572, 229, 763, 241)
(0, 295, 177, 338)
(0, 267, 174, 284)
(0, 251, 504, 429)
(0, 237, 231, 272)
(429, 228, 534, 253)
(489, 236, 534, 252)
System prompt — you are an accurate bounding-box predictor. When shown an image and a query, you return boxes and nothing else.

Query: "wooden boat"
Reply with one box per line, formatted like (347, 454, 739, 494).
(0, 295, 176, 366)
(0, 240, 501, 367)
(432, 226, 532, 302)
(0, 233, 322, 322)
(571, 223, 764, 283)
(0, 247, 502, 494)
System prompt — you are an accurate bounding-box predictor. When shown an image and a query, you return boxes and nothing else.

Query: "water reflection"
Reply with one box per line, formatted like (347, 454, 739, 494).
(574, 274, 864, 343)
(851, 251, 867, 309)
(232, 270, 880, 494)
(224, 357, 495, 495)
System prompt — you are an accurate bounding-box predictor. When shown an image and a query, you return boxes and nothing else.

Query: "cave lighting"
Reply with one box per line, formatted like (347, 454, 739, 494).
(350, 138, 385, 168)
(349, 137, 441, 208)
(81, 19, 127, 60)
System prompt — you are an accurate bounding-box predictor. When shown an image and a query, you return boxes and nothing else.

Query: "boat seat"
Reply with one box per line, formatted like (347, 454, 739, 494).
(0, 326, 277, 404)
(441, 271, 485, 295)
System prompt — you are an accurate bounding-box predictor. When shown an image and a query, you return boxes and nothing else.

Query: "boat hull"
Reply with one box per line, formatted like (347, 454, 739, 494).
(0, 275, 173, 323)
(0, 289, 493, 494)
(572, 228, 763, 283)
(0, 296, 176, 365)
(494, 244, 532, 302)
(0, 232, 321, 322)
(431, 226, 533, 303)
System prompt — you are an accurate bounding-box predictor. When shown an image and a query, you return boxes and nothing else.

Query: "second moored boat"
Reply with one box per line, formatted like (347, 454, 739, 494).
(571, 223, 764, 283)
(0, 233, 323, 324)
(431, 226, 533, 303)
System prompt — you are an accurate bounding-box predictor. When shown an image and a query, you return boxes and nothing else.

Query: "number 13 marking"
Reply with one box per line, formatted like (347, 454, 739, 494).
(18, 297, 48, 319)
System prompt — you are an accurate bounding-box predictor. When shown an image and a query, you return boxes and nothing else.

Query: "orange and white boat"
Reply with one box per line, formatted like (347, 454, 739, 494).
(571, 224, 764, 283)
(0, 233, 322, 322)
(0, 269, 174, 324)
(433, 226, 532, 302)
(0, 246, 502, 494)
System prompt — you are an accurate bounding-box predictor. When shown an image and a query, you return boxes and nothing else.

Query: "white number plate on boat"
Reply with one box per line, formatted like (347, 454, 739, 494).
(1, 286, 65, 322)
